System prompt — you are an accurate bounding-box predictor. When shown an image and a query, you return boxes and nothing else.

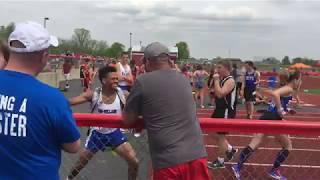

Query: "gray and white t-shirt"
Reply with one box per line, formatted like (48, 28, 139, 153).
(124, 69, 207, 170)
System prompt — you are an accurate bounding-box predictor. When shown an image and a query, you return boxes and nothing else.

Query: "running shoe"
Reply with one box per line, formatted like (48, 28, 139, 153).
(226, 148, 238, 162)
(207, 160, 225, 169)
(134, 132, 141, 138)
(231, 164, 241, 180)
(268, 168, 287, 180)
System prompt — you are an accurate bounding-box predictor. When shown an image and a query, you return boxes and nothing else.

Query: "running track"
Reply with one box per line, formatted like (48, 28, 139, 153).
(199, 108, 320, 180)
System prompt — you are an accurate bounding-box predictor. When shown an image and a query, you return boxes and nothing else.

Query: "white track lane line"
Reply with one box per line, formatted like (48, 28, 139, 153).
(223, 162, 320, 169)
(203, 134, 320, 141)
(206, 144, 320, 152)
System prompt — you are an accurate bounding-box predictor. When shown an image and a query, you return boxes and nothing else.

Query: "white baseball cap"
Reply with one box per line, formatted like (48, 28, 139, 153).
(8, 21, 58, 53)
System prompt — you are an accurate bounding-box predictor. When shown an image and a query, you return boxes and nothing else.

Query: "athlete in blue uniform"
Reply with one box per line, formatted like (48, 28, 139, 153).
(67, 66, 139, 180)
(241, 61, 260, 119)
(232, 70, 300, 180)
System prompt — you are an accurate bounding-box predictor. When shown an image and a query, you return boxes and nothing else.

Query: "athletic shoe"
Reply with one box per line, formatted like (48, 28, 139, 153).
(134, 132, 141, 138)
(207, 160, 225, 169)
(288, 109, 296, 115)
(231, 164, 241, 180)
(225, 148, 238, 162)
(120, 128, 130, 133)
(268, 168, 287, 180)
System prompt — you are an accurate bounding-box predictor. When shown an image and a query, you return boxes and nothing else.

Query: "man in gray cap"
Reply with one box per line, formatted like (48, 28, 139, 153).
(0, 21, 80, 180)
(123, 42, 210, 180)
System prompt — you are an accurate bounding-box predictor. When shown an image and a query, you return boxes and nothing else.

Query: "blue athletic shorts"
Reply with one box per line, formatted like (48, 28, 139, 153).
(85, 129, 127, 153)
(118, 85, 131, 92)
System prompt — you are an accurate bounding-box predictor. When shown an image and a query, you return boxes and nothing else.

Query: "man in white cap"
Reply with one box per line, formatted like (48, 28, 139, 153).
(123, 42, 210, 180)
(0, 21, 81, 180)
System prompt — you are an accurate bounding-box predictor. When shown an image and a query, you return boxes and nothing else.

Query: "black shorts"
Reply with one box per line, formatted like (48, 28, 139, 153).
(80, 71, 84, 78)
(236, 82, 242, 92)
(259, 111, 282, 120)
(244, 88, 256, 102)
(211, 108, 236, 135)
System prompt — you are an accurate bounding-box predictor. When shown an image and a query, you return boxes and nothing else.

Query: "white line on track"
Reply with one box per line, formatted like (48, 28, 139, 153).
(223, 162, 320, 169)
(197, 112, 319, 118)
(206, 144, 320, 152)
(203, 134, 320, 141)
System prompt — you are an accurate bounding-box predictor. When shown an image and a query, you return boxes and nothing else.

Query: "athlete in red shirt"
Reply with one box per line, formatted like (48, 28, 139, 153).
(81, 60, 91, 91)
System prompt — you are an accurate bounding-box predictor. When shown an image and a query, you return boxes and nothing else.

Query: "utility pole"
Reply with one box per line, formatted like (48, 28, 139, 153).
(43, 17, 49, 28)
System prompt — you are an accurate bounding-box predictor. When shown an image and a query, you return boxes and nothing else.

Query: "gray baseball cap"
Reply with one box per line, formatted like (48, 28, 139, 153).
(144, 42, 170, 59)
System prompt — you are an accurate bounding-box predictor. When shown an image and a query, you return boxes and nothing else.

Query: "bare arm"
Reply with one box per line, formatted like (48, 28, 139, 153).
(255, 71, 261, 86)
(116, 63, 123, 80)
(69, 89, 93, 106)
(213, 75, 235, 98)
(123, 81, 142, 125)
(262, 86, 294, 114)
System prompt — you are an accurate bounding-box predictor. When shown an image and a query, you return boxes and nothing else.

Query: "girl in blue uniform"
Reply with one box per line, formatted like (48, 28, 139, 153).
(241, 61, 260, 119)
(232, 70, 300, 180)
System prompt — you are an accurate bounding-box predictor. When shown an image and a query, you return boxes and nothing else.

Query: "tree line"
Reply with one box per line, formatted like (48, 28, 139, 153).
(0, 22, 191, 60)
(262, 56, 318, 66)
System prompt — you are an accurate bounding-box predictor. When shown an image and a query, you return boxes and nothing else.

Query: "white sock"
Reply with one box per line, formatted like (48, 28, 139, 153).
(227, 144, 233, 152)
(217, 157, 224, 164)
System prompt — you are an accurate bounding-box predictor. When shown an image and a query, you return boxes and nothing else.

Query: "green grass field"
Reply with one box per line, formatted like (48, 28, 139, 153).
(304, 89, 320, 95)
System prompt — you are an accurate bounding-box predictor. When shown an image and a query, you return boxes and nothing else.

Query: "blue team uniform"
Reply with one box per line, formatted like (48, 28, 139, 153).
(244, 71, 257, 102)
(261, 96, 293, 120)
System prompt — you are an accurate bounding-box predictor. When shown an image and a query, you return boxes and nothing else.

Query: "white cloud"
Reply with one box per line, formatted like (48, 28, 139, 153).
(1, 0, 320, 59)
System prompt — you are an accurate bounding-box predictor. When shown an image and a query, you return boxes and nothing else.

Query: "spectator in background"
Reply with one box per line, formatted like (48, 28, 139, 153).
(0, 41, 9, 69)
(193, 64, 209, 108)
(123, 42, 209, 180)
(232, 63, 242, 103)
(80, 59, 92, 91)
(207, 65, 216, 108)
(63, 54, 73, 90)
(116, 52, 133, 91)
(291, 68, 302, 107)
(241, 61, 260, 119)
(181, 65, 193, 86)
(0, 21, 80, 180)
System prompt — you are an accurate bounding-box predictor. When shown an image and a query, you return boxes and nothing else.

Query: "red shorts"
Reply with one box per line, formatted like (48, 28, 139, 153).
(153, 157, 210, 180)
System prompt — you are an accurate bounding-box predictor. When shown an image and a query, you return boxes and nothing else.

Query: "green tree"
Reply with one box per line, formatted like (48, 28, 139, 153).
(282, 56, 290, 65)
(91, 40, 109, 56)
(0, 23, 15, 41)
(262, 57, 280, 64)
(106, 42, 125, 58)
(71, 28, 92, 53)
(176, 41, 190, 60)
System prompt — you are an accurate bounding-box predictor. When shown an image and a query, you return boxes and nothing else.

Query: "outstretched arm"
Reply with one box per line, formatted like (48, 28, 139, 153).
(69, 89, 93, 106)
